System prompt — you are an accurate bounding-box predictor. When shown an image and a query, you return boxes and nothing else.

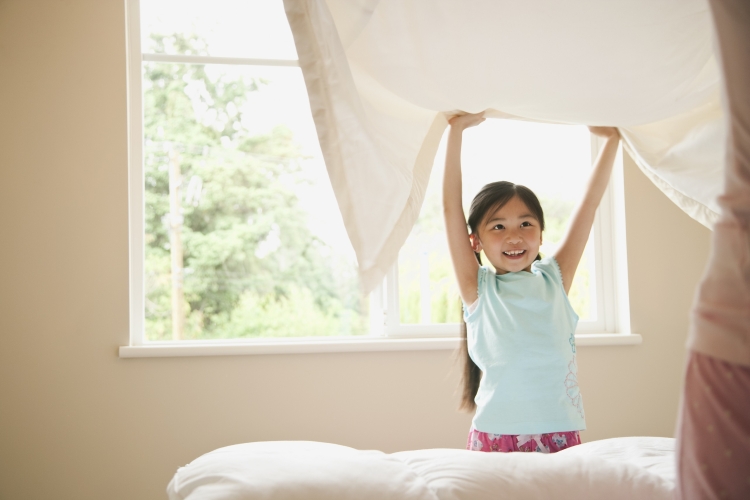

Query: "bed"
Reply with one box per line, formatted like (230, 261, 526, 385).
(167, 436, 675, 499)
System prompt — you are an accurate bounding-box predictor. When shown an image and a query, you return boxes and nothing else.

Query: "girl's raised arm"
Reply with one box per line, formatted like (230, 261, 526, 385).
(443, 112, 485, 305)
(555, 126, 620, 294)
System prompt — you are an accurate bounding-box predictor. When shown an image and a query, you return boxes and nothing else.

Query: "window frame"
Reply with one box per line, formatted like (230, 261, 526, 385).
(122, 0, 637, 357)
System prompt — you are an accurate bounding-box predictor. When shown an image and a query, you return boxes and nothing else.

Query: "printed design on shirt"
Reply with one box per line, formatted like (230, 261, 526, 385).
(569, 332, 576, 353)
(564, 357, 585, 418)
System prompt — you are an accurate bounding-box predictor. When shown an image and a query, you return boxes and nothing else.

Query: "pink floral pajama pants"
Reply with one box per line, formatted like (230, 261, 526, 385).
(466, 429, 581, 453)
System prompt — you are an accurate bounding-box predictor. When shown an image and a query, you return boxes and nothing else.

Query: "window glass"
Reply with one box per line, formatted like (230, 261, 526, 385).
(141, 0, 298, 60)
(141, 28, 367, 340)
(398, 121, 596, 324)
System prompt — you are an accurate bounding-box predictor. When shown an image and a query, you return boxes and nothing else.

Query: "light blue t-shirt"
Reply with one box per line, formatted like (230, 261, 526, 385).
(463, 256, 586, 435)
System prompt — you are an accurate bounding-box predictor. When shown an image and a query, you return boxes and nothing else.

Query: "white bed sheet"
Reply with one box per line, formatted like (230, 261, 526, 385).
(167, 436, 675, 500)
(285, 0, 723, 292)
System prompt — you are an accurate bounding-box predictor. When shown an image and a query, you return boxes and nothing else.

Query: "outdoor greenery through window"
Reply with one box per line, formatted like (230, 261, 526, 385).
(141, 0, 368, 340)
(137, 0, 603, 343)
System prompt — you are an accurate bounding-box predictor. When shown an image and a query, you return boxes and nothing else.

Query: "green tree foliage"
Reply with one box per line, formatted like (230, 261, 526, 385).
(143, 34, 366, 340)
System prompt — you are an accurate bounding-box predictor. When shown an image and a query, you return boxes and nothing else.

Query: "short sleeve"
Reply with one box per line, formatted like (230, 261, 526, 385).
(532, 256, 566, 289)
(477, 265, 488, 295)
(463, 266, 489, 319)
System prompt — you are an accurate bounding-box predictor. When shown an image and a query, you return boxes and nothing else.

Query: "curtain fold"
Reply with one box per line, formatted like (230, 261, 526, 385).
(285, 0, 724, 292)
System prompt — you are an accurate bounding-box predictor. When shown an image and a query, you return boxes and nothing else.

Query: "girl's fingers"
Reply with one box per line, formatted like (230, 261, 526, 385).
(587, 126, 620, 138)
(450, 112, 486, 129)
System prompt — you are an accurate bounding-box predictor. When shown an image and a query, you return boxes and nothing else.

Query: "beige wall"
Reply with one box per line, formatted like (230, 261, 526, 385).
(0, 1, 711, 499)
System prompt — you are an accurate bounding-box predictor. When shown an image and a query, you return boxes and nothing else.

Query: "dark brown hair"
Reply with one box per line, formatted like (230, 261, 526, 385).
(458, 181, 545, 411)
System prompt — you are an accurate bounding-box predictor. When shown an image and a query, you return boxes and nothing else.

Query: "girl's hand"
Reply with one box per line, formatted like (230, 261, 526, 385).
(587, 126, 620, 139)
(448, 112, 486, 132)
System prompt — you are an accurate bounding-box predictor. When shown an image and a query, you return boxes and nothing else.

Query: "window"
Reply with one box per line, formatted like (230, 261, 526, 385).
(376, 121, 631, 338)
(125, 0, 633, 355)
(128, 0, 370, 345)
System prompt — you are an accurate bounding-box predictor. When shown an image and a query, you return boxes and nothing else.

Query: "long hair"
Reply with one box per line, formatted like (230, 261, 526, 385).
(458, 181, 545, 411)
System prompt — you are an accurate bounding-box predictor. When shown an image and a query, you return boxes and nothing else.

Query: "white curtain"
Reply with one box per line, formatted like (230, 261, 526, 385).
(284, 0, 723, 292)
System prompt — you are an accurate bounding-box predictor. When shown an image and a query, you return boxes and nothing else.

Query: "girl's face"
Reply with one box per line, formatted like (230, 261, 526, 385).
(470, 195, 543, 274)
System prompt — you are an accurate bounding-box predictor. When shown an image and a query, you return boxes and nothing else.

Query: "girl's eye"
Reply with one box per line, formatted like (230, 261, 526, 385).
(494, 224, 504, 230)
(521, 221, 532, 227)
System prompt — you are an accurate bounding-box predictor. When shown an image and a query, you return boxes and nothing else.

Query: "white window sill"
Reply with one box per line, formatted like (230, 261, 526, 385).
(119, 333, 642, 358)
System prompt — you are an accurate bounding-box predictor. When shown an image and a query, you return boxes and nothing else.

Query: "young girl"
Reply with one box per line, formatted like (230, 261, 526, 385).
(443, 112, 620, 453)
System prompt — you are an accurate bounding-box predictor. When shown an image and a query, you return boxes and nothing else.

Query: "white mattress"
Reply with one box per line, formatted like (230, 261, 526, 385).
(167, 436, 675, 500)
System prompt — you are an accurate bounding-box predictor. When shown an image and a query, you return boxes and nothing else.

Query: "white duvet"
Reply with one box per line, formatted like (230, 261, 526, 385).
(167, 436, 675, 499)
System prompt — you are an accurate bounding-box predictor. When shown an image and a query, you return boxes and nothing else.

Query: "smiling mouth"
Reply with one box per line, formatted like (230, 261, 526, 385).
(503, 250, 526, 258)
